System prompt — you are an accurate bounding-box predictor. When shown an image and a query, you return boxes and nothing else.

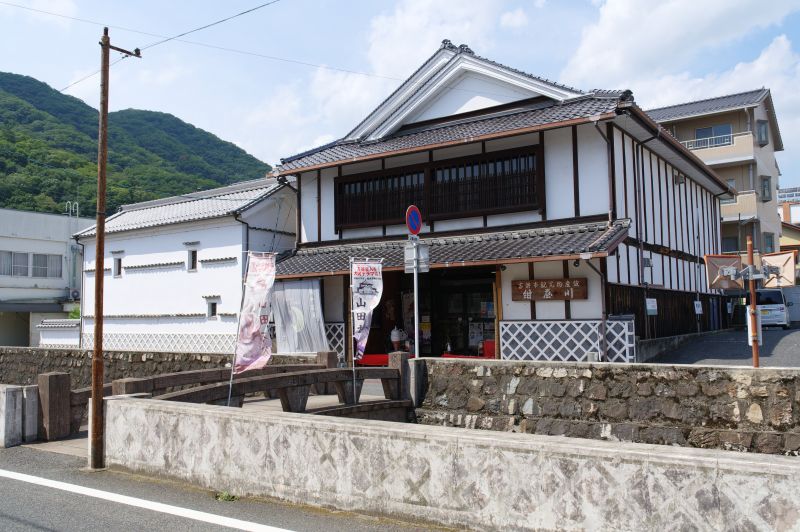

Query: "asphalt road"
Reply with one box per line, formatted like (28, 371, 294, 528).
(654, 325, 800, 367)
(0, 447, 437, 532)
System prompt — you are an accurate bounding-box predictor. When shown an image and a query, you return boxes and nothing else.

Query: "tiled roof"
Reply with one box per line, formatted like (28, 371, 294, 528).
(646, 89, 767, 122)
(277, 94, 622, 173)
(77, 178, 282, 237)
(276, 219, 630, 277)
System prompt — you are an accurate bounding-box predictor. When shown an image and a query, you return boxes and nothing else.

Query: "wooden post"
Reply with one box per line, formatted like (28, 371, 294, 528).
(495, 265, 503, 359)
(37, 372, 71, 441)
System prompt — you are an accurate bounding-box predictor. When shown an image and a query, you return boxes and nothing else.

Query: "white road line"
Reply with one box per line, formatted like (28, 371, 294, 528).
(0, 468, 291, 532)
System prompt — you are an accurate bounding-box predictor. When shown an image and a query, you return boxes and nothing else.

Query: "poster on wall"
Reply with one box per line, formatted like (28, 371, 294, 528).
(233, 252, 276, 374)
(351, 259, 383, 360)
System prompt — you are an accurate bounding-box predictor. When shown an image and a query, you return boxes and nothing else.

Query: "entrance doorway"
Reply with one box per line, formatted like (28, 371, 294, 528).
(429, 269, 496, 356)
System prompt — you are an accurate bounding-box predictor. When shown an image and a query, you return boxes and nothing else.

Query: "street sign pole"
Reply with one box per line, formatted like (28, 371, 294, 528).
(412, 236, 420, 360)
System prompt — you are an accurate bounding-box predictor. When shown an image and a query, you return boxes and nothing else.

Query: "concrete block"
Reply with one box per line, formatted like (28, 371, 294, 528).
(0, 385, 23, 448)
(37, 372, 71, 441)
(21, 385, 38, 443)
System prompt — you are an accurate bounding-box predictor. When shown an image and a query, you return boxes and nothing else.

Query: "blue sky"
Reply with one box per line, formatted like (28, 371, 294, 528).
(1, 0, 800, 185)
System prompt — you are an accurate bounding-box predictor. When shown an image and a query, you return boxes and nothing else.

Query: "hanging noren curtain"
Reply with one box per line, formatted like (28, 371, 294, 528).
(272, 279, 328, 353)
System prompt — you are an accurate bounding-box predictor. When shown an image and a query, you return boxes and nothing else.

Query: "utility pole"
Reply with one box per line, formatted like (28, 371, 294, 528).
(746, 235, 760, 368)
(90, 27, 140, 470)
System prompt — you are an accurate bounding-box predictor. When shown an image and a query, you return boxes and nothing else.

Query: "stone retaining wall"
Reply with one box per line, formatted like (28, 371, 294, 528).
(0, 346, 314, 389)
(415, 358, 800, 455)
(105, 397, 800, 530)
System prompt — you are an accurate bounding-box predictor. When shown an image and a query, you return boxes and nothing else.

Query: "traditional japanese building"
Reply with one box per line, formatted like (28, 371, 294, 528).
(273, 41, 733, 362)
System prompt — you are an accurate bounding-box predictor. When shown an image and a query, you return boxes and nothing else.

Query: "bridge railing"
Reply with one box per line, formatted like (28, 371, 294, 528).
(157, 367, 402, 414)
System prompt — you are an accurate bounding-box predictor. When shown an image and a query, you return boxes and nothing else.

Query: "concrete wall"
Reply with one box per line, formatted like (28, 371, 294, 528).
(415, 358, 800, 454)
(105, 397, 800, 531)
(0, 346, 314, 389)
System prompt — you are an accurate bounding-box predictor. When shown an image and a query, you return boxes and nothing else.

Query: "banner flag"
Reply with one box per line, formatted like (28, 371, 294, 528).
(762, 251, 797, 288)
(351, 259, 383, 360)
(233, 252, 276, 374)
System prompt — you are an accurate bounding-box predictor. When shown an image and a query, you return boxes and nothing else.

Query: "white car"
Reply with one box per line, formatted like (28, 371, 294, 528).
(750, 289, 793, 329)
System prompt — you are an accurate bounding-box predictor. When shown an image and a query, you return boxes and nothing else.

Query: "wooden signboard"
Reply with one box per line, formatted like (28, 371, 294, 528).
(511, 278, 587, 301)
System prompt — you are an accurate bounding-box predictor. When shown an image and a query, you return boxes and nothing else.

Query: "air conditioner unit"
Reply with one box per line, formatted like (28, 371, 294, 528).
(69, 288, 81, 301)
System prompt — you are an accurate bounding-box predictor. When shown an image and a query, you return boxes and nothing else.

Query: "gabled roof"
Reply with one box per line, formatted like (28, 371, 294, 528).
(277, 92, 623, 173)
(646, 88, 783, 151)
(343, 40, 584, 143)
(646, 89, 768, 122)
(76, 178, 286, 238)
(276, 219, 630, 278)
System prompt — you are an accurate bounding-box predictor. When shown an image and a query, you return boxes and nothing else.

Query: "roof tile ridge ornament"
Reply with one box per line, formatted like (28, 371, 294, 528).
(457, 43, 474, 55)
(440, 39, 457, 51)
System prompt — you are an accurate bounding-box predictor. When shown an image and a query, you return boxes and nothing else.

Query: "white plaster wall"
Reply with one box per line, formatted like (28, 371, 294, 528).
(606, 253, 619, 284)
(532, 261, 565, 319)
(567, 258, 603, 319)
(80, 219, 243, 335)
(299, 171, 318, 244)
(341, 227, 384, 239)
(410, 72, 533, 123)
(38, 327, 80, 346)
(432, 143, 482, 162)
(384, 152, 429, 169)
(434, 217, 483, 232)
(28, 312, 67, 346)
(320, 168, 337, 242)
(341, 160, 382, 176)
(485, 133, 539, 153)
(486, 211, 542, 227)
(500, 263, 531, 320)
(544, 127, 575, 220)
(576, 124, 609, 217)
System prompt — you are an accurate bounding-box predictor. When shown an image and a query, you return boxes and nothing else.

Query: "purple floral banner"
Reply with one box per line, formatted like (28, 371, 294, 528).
(351, 259, 383, 360)
(233, 252, 275, 374)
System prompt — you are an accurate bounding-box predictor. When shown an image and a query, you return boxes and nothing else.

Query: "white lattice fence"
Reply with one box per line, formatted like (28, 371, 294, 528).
(82, 332, 236, 354)
(325, 322, 345, 357)
(500, 319, 635, 363)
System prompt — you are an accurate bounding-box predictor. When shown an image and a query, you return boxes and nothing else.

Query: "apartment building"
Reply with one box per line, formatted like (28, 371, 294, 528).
(648, 89, 783, 259)
(0, 208, 93, 346)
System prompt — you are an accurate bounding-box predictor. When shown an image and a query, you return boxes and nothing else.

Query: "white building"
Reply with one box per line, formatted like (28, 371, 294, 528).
(74, 178, 295, 353)
(272, 41, 733, 363)
(0, 208, 93, 346)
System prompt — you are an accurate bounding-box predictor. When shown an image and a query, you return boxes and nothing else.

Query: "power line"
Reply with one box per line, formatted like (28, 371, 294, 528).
(14, 0, 283, 91)
(139, 0, 280, 51)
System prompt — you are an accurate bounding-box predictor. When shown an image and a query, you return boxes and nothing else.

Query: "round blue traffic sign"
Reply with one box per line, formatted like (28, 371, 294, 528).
(406, 205, 422, 235)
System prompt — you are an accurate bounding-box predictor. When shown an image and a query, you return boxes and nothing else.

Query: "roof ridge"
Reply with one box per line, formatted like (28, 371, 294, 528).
(646, 88, 767, 113)
(120, 178, 277, 213)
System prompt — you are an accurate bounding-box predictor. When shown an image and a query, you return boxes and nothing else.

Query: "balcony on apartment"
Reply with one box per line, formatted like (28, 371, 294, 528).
(679, 131, 754, 167)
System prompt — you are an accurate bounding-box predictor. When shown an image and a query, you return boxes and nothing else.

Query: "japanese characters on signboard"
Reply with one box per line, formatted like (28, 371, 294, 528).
(511, 278, 588, 301)
(351, 259, 383, 360)
(233, 252, 276, 374)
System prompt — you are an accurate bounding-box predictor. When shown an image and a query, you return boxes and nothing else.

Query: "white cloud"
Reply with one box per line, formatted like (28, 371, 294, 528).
(500, 8, 529, 29)
(239, 0, 502, 165)
(562, 0, 798, 88)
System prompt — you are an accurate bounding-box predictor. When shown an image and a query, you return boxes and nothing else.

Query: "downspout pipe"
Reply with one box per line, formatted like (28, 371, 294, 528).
(584, 259, 608, 362)
(234, 213, 250, 278)
(73, 235, 85, 350)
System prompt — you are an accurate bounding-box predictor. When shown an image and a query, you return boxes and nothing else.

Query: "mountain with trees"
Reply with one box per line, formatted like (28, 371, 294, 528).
(0, 71, 271, 215)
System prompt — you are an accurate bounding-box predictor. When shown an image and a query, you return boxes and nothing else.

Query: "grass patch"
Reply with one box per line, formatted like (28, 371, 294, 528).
(215, 491, 239, 502)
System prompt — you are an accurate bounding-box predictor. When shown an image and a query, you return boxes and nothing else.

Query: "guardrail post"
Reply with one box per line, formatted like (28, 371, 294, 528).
(21, 385, 38, 443)
(111, 377, 153, 396)
(387, 352, 411, 400)
(278, 385, 311, 413)
(0, 385, 23, 448)
(37, 372, 71, 441)
(315, 351, 338, 395)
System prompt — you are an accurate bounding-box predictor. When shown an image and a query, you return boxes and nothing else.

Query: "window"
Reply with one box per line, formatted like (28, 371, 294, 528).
(0, 251, 10, 276)
(188, 250, 198, 271)
(208, 301, 218, 318)
(721, 237, 739, 253)
(334, 146, 539, 228)
(694, 124, 732, 148)
(760, 176, 772, 202)
(12, 252, 28, 277)
(113, 257, 122, 277)
(757, 120, 769, 146)
(763, 232, 775, 254)
(32, 254, 62, 278)
(721, 179, 736, 204)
